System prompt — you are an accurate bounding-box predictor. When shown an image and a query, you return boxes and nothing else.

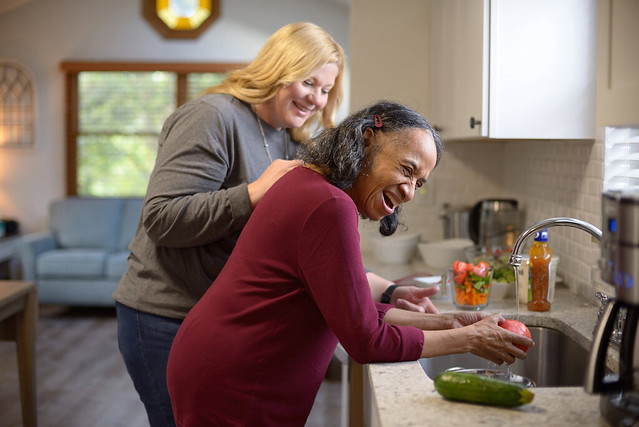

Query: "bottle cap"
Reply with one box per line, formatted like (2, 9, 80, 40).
(534, 229, 549, 242)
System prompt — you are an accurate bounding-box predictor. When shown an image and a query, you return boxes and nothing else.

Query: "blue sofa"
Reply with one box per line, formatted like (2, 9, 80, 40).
(13, 197, 142, 306)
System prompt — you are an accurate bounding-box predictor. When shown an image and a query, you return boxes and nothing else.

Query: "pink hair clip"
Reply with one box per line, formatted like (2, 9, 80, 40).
(374, 114, 383, 128)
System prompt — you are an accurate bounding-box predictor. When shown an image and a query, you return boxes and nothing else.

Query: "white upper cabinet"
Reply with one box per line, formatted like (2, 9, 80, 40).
(596, 0, 639, 127)
(430, 0, 598, 141)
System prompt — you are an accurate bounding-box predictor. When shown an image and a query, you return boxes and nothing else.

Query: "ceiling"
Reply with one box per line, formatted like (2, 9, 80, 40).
(0, 0, 350, 16)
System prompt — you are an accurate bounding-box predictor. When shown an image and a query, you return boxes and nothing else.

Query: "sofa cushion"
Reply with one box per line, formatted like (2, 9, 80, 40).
(37, 249, 109, 279)
(118, 198, 143, 250)
(36, 279, 119, 307)
(50, 198, 123, 251)
(105, 251, 130, 279)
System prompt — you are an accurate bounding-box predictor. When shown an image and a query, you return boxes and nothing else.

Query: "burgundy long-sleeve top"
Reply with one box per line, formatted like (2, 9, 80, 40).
(167, 166, 424, 426)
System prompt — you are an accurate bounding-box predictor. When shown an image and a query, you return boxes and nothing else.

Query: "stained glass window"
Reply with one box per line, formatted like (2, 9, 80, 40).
(143, 0, 219, 39)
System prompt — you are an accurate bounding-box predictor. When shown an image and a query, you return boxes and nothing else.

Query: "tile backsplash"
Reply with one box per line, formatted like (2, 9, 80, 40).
(364, 129, 614, 302)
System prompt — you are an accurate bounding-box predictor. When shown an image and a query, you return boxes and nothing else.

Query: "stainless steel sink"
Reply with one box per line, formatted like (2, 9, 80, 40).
(420, 326, 591, 387)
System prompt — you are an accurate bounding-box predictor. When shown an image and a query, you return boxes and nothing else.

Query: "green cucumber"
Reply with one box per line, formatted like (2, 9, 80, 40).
(434, 371, 534, 407)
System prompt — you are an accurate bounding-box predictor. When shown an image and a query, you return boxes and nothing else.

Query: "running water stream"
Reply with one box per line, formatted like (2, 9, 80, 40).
(513, 264, 522, 322)
(482, 262, 523, 382)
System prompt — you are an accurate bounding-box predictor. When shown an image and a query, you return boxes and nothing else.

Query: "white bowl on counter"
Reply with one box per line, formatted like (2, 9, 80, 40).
(491, 281, 516, 300)
(417, 238, 474, 272)
(367, 231, 420, 265)
(412, 275, 447, 300)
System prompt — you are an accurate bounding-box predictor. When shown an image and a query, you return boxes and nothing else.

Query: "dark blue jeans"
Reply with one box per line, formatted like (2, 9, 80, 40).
(116, 302, 182, 427)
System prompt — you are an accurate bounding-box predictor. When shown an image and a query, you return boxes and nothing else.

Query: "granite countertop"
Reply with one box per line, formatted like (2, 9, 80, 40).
(364, 255, 616, 426)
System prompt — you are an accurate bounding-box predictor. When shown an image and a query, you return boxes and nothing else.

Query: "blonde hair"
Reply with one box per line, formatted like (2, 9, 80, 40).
(204, 22, 345, 142)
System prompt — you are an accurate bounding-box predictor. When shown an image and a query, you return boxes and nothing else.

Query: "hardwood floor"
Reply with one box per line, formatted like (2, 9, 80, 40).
(0, 305, 342, 426)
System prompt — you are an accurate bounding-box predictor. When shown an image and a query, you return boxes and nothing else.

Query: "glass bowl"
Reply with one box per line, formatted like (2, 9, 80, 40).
(448, 265, 493, 310)
(445, 367, 536, 388)
(465, 246, 516, 294)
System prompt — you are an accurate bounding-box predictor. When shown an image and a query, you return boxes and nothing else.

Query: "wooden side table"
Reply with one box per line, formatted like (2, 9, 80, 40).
(0, 281, 37, 427)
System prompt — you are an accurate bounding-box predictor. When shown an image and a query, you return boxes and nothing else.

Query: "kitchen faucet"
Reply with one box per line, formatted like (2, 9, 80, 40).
(507, 217, 629, 343)
(509, 217, 602, 268)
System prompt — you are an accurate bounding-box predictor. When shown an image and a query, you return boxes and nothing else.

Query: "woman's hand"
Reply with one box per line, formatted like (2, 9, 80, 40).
(247, 159, 303, 208)
(418, 313, 534, 364)
(392, 286, 439, 314)
(466, 314, 534, 365)
(366, 273, 440, 314)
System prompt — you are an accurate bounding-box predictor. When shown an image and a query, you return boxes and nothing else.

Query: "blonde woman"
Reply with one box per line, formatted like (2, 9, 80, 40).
(114, 22, 344, 427)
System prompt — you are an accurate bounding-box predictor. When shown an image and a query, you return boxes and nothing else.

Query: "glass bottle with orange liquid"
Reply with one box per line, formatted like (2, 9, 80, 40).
(527, 229, 552, 312)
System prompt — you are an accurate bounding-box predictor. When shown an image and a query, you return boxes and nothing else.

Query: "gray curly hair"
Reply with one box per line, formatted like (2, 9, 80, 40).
(297, 100, 443, 235)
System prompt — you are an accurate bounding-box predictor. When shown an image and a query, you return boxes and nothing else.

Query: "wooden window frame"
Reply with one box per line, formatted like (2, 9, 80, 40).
(60, 61, 244, 196)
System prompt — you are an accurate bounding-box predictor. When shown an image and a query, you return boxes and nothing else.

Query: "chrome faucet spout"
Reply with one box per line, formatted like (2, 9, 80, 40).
(509, 217, 602, 267)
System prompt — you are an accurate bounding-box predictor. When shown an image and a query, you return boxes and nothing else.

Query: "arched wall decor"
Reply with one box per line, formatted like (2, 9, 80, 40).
(0, 59, 35, 148)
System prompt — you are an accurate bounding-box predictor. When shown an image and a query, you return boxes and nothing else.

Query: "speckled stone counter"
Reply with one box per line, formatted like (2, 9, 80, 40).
(365, 286, 616, 427)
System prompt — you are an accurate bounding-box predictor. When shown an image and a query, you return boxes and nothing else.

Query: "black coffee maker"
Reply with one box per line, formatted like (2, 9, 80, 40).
(586, 190, 639, 425)
(468, 199, 523, 250)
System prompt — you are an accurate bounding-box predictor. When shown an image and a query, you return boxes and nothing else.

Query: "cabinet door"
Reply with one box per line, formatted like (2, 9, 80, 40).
(431, 0, 597, 141)
(430, 0, 487, 140)
(489, 0, 597, 139)
(596, 0, 639, 127)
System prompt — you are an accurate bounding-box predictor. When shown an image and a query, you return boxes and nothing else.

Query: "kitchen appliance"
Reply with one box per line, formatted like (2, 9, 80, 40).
(469, 199, 523, 249)
(440, 204, 472, 239)
(585, 189, 639, 425)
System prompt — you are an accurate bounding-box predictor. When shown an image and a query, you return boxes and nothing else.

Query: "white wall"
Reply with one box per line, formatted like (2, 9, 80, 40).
(0, 0, 350, 232)
(349, 0, 430, 115)
(439, 138, 606, 300)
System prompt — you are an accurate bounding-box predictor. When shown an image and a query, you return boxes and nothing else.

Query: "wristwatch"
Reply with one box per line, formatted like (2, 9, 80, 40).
(381, 284, 398, 304)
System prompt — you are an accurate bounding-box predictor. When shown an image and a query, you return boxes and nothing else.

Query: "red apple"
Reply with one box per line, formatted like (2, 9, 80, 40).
(499, 319, 532, 352)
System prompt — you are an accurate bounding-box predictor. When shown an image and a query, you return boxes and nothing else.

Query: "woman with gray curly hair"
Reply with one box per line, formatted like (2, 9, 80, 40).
(166, 101, 533, 426)
(297, 100, 442, 236)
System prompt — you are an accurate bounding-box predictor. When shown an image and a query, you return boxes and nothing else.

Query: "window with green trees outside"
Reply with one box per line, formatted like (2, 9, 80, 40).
(62, 62, 242, 197)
